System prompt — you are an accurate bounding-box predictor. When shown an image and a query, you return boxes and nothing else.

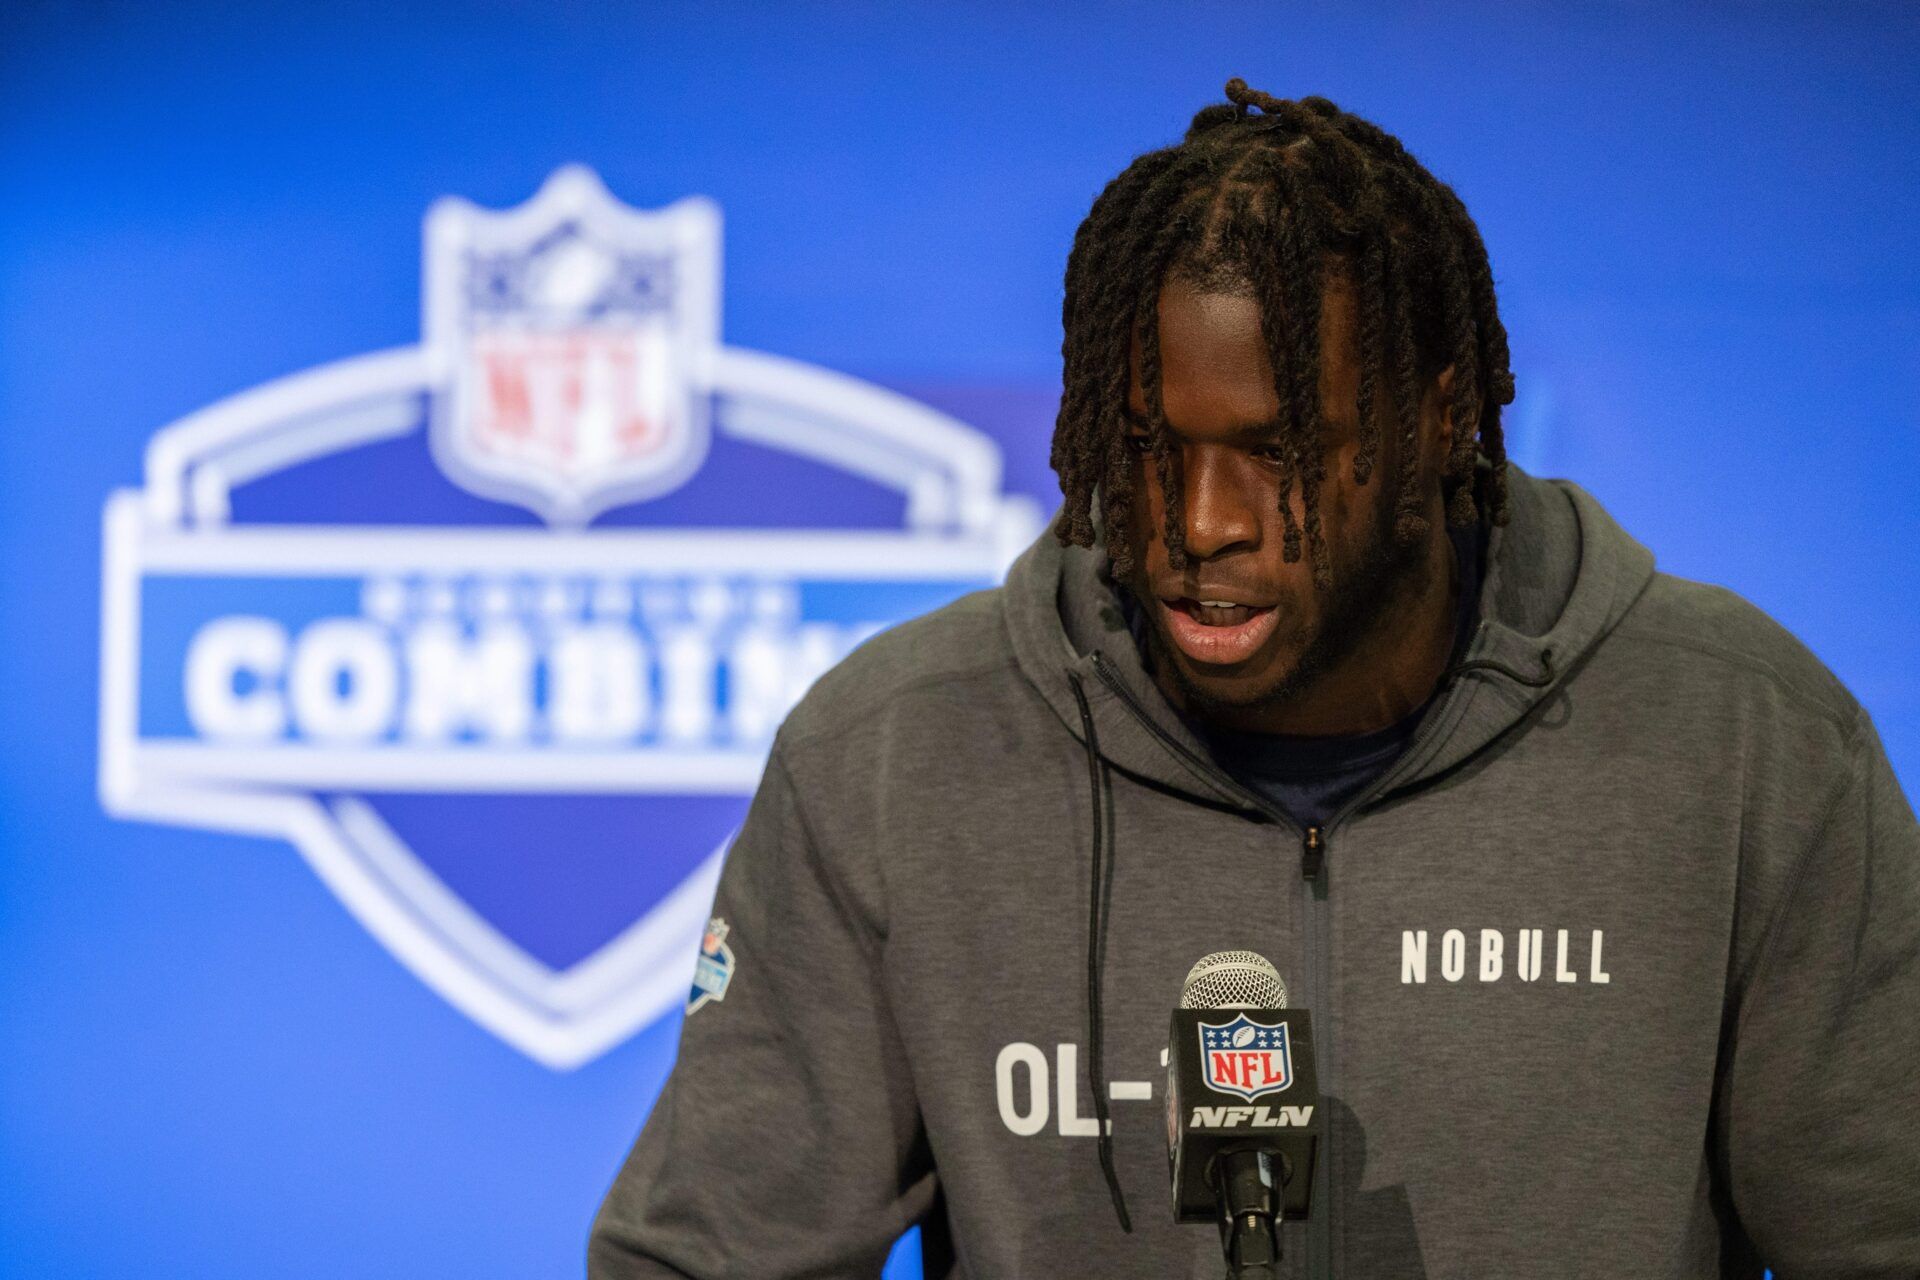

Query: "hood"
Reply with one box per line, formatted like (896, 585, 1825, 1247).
(1003, 458, 1658, 812)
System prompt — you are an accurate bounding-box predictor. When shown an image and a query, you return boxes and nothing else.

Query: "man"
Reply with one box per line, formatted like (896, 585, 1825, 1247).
(590, 80, 1919, 1278)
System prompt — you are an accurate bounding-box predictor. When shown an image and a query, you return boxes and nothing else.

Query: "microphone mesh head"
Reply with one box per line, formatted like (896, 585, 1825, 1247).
(1180, 950, 1289, 1010)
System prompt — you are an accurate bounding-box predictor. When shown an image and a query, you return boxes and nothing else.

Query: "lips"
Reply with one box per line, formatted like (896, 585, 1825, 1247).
(1157, 594, 1281, 666)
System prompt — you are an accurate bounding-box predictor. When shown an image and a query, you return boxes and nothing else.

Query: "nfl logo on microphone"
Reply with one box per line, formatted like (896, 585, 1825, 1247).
(1200, 1014, 1294, 1101)
(98, 165, 1038, 1070)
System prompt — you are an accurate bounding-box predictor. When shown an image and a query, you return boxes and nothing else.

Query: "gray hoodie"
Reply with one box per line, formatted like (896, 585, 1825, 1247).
(589, 460, 1920, 1278)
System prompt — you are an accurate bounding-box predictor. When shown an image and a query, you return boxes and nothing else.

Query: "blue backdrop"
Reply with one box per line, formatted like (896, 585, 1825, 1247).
(3, 3, 1915, 1277)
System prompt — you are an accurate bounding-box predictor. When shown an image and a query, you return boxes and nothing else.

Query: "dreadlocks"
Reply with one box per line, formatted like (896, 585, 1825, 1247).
(1049, 78, 1516, 588)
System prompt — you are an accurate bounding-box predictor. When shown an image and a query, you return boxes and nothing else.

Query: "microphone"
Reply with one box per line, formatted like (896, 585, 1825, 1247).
(1166, 950, 1322, 1279)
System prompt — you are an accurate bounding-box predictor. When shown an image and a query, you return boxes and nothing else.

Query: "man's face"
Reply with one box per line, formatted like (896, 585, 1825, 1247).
(1120, 271, 1453, 726)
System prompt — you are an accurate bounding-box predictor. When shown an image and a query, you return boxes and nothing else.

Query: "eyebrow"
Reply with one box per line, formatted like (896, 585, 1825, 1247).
(1120, 407, 1290, 443)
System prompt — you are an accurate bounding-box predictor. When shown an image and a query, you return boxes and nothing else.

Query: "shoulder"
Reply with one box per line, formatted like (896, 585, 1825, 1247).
(775, 584, 1023, 756)
(1600, 574, 1884, 1000)
(760, 586, 1031, 911)
(1612, 570, 1863, 741)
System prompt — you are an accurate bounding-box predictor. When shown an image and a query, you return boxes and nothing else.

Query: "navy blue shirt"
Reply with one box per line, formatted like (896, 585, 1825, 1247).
(1126, 515, 1487, 830)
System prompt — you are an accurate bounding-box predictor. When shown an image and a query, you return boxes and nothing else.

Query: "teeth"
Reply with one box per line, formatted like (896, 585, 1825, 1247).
(1199, 600, 1238, 608)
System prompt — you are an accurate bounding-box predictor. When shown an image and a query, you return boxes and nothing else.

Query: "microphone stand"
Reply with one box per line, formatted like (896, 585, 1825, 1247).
(1216, 1148, 1286, 1279)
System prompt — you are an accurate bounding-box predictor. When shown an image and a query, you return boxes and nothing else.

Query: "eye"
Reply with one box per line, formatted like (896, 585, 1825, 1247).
(1125, 431, 1154, 456)
(1251, 443, 1291, 466)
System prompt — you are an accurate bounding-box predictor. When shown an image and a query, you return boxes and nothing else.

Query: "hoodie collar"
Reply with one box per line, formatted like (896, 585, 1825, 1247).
(1003, 459, 1657, 814)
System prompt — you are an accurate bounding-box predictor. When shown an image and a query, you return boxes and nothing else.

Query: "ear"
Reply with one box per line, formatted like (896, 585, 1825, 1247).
(1433, 364, 1456, 451)
(1417, 364, 1458, 470)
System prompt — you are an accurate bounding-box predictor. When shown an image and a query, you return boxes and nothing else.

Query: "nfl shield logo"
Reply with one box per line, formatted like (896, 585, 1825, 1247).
(424, 165, 718, 525)
(1199, 1013, 1294, 1101)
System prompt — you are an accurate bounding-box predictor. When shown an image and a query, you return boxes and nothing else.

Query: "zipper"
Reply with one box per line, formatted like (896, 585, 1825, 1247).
(1291, 701, 1464, 1279)
(1300, 826, 1330, 1280)
(1088, 644, 1484, 1280)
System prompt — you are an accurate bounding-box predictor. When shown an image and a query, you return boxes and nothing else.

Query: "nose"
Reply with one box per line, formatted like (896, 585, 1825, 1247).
(1179, 444, 1261, 562)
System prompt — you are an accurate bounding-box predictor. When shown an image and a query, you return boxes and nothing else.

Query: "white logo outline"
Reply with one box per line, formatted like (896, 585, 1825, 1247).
(98, 167, 1040, 1070)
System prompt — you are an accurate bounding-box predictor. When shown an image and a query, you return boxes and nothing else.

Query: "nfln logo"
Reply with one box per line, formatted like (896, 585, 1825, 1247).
(98, 166, 1039, 1068)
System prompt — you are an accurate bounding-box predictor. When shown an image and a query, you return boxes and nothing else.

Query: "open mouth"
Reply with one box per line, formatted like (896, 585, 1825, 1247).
(1157, 596, 1281, 666)
(1170, 598, 1264, 627)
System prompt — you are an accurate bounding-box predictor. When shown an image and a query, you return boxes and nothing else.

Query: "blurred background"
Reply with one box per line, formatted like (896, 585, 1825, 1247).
(2, 2, 1914, 1276)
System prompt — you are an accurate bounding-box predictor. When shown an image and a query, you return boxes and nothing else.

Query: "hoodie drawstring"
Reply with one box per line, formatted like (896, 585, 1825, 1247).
(1436, 645, 1556, 689)
(1066, 671, 1133, 1233)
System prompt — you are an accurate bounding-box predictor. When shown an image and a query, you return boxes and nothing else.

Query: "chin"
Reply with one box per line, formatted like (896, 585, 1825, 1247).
(1178, 670, 1291, 712)
(1159, 638, 1299, 712)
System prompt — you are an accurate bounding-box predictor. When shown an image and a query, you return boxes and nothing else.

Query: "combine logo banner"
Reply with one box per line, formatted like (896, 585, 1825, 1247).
(98, 166, 1040, 1069)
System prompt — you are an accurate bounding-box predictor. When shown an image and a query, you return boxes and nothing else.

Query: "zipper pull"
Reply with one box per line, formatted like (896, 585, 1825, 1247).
(1301, 824, 1325, 882)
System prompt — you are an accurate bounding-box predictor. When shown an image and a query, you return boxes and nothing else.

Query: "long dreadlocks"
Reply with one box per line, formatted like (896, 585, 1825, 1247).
(1049, 78, 1516, 589)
